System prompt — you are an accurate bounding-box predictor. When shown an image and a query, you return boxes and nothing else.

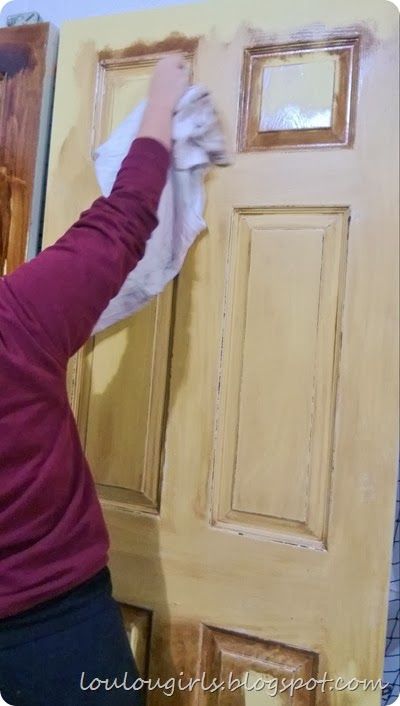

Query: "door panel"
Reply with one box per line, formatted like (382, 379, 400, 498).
(79, 290, 173, 513)
(213, 208, 349, 548)
(42, 2, 399, 703)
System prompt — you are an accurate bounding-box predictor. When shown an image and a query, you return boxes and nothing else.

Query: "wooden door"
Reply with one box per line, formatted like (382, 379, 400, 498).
(42, 2, 399, 704)
(0, 22, 57, 272)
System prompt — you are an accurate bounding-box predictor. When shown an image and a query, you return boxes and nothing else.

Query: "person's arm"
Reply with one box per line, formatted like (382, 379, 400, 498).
(0, 55, 188, 366)
(137, 53, 188, 150)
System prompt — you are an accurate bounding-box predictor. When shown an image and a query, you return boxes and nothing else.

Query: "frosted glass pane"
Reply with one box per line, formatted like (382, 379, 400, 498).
(260, 59, 335, 132)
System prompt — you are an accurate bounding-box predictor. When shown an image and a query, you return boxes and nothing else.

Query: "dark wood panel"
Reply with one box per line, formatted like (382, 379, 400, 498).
(0, 167, 11, 272)
(0, 23, 56, 273)
(199, 625, 319, 705)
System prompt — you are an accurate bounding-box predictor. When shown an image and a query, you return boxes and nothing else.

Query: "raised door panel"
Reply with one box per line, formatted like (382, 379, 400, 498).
(77, 38, 196, 514)
(213, 208, 349, 549)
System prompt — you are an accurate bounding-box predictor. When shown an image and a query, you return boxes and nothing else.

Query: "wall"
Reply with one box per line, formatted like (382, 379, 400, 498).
(0, 0, 198, 28)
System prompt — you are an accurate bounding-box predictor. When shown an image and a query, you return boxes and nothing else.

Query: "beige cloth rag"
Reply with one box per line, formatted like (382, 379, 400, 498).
(92, 85, 231, 335)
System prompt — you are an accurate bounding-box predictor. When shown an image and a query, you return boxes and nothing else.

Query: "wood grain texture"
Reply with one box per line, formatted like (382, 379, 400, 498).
(199, 625, 318, 705)
(4, 174, 28, 273)
(0, 166, 27, 274)
(0, 23, 57, 272)
(42, 1, 399, 703)
(0, 167, 11, 273)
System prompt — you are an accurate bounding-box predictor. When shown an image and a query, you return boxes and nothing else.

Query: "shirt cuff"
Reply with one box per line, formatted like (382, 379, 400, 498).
(127, 136, 171, 172)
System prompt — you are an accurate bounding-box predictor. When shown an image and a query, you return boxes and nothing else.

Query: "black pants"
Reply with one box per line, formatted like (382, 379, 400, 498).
(0, 568, 144, 705)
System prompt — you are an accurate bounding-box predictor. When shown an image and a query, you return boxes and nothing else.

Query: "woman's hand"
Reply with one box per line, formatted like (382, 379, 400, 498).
(137, 53, 189, 150)
(148, 53, 189, 112)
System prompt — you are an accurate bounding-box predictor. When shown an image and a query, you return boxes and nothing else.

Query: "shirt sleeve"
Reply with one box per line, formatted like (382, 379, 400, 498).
(1, 137, 170, 365)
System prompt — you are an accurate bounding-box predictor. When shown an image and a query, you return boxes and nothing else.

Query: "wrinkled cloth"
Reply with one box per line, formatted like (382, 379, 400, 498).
(92, 85, 230, 334)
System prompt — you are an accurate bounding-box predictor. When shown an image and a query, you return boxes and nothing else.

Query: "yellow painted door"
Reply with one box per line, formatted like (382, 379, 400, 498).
(42, 1, 399, 704)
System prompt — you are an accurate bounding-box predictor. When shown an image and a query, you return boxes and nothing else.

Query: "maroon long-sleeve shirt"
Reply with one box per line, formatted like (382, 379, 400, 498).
(0, 137, 170, 618)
